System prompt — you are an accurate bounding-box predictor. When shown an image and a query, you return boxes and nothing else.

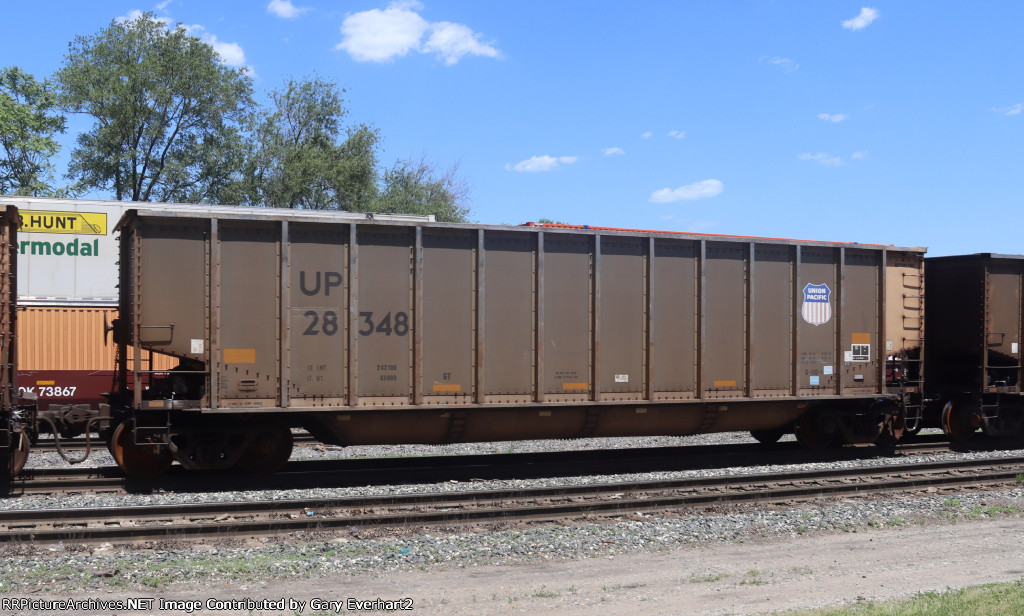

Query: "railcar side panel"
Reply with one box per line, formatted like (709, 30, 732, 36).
(481, 232, 534, 400)
(841, 249, 881, 395)
(355, 228, 413, 402)
(750, 244, 793, 396)
(649, 239, 697, 398)
(797, 247, 838, 395)
(135, 220, 207, 361)
(218, 222, 279, 405)
(597, 237, 645, 398)
(986, 260, 1023, 389)
(421, 229, 476, 403)
(287, 222, 348, 405)
(704, 242, 747, 399)
(541, 234, 591, 401)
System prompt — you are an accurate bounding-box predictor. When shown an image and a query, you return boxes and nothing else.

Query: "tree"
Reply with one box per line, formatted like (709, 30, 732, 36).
(240, 76, 380, 210)
(373, 157, 471, 223)
(55, 13, 253, 202)
(0, 66, 66, 196)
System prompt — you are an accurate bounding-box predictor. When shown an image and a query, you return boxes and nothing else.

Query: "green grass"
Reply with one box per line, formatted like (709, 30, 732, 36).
(783, 580, 1024, 615)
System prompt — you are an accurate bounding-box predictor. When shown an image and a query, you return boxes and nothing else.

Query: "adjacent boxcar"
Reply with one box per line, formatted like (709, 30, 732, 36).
(0, 205, 30, 477)
(107, 208, 926, 476)
(925, 254, 1024, 439)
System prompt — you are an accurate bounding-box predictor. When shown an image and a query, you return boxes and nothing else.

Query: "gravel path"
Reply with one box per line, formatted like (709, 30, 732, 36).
(2, 431, 1023, 615)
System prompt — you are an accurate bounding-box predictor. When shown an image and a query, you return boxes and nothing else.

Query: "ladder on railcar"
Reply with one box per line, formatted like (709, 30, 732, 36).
(898, 271, 926, 432)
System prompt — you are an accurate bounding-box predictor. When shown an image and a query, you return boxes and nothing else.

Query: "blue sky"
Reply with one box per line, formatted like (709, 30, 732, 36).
(2, 1, 1022, 256)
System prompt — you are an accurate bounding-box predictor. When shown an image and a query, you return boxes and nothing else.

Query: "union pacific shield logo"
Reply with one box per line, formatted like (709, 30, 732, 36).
(801, 283, 832, 326)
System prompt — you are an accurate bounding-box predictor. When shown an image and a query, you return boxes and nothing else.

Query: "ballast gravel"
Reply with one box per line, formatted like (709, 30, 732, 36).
(2, 431, 1023, 601)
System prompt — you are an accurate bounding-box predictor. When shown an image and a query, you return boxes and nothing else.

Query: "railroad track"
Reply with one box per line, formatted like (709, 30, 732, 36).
(6, 436, 989, 497)
(2, 456, 1023, 544)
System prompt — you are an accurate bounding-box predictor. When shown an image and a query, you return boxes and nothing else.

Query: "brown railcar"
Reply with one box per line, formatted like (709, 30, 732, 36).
(924, 254, 1024, 439)
(0, 205, 30, 476)
(105, 208, 925, 475)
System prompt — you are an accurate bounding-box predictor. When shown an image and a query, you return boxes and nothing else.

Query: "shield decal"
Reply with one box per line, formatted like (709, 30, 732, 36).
(801, 283, 832, 326)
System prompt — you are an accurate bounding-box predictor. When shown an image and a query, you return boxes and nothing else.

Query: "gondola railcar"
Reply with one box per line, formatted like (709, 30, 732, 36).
(81, 209, 926, 476)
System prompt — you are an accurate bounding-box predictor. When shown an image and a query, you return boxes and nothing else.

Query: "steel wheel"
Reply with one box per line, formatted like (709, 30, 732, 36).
(941, 399, 979, 441)
(795, 412, 837, 450)
(110, 421, 173, 478)
(237, 422, 293, 474)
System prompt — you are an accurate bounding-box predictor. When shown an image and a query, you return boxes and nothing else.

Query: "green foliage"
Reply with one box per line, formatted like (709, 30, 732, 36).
(11, 17, 474, 219)
(239, 76, 380, 210)
(0, 66, 67, 196)
(55, 12, 254, 202)
(372, 156, 471, 222)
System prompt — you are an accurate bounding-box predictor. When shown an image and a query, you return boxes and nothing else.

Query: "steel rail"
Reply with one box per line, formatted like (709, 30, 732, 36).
(2, 456, 1022, 544)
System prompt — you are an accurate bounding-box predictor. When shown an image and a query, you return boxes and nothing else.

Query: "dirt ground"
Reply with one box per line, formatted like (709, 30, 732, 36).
(15, 516, 1024, 616)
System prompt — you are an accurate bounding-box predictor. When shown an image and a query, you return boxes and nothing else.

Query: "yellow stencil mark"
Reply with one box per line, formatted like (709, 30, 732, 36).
(432, 384, 462, 392)
(223, 348, 256, 364)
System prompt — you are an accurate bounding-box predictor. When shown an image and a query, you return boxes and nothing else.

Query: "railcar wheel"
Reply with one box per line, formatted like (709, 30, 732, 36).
(795, 413, 837, 450)
(750, 428, 786, 445)
(941, 399, 979, 441)
(110, 421, 173, 478)
(236, 422, 293, 474)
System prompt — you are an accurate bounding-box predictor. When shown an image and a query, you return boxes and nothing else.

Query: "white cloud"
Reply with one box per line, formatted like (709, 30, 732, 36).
(799, 152, 845, 167)
(267, 0, 310, 19)
(667, 130, 685, 139)
(602, 147, 625, 156)
(505, 155, 579, 173)
(156, 1, 172, 10)
(842, 7, 880, 31)
(817, 113, 849, 123)
(992, 103, 1023, 116)
(851, 151, 868, 160)
(337, 1, 499, 65)
(336, 2, 428, 62)
(424, 22, 500, 65)
(649, 179, 724, 203)
(759, 56, 799, 73)
(641, 131, 653, 139)
(183, 25, 248, 68)
(205, 34, 247, 67)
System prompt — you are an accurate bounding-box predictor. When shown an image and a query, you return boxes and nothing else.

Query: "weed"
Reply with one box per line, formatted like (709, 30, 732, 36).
(689, 572, 728, 583)
(532, 585, 559, 598)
